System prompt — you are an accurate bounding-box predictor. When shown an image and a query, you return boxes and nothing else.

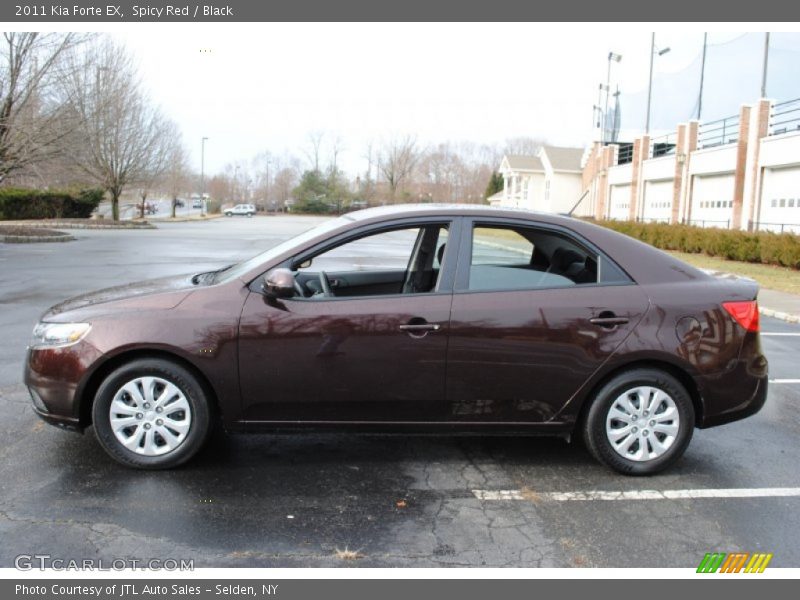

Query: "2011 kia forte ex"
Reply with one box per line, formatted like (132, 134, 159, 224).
(24, 205, 768, 474)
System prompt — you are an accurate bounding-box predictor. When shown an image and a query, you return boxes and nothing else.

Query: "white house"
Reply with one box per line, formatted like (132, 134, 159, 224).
(490, 145, 586, 214)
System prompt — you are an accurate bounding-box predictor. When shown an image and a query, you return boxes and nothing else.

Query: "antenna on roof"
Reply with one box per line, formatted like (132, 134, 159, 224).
(567, 189, 590, 217)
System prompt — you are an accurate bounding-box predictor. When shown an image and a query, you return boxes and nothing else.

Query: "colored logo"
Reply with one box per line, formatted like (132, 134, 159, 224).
(697, 552, 773, 573)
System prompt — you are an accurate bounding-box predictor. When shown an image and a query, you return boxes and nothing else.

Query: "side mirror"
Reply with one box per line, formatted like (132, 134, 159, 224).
(298, 258, 313, 269)
(263, 268, 296, 298)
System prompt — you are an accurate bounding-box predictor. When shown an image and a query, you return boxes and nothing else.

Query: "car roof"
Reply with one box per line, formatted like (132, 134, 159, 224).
(344, 203, 566, 224)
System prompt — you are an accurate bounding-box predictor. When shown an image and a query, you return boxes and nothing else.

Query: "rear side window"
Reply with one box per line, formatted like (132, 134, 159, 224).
(467, 224, 629, 292)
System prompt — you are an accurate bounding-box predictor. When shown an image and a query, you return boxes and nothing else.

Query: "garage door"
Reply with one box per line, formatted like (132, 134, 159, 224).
(691, 174, 734, 228)
(759, 167, 800, 233)
(643, 180, 673, 222)
(608, 184, 631, 220)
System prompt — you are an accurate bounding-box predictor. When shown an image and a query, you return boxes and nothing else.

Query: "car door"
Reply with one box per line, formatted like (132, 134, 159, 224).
(237, 219, 460, 424)
(445, 218, 650, 423)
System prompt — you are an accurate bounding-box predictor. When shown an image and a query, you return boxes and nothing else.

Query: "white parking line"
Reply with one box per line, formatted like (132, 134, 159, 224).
(769, 379, 800, 384)
(472, 487, 800, 501)
(761, 333, 800, 336)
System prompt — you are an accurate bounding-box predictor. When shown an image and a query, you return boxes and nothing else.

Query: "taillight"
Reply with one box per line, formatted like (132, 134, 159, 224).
(722, 300, 760, 332)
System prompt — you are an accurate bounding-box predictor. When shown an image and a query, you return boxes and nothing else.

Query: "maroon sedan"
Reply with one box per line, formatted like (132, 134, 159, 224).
(24, 205, 767, 474)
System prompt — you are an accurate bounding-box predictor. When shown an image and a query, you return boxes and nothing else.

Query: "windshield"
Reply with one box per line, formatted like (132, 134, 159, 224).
(213, 215, 354, 284)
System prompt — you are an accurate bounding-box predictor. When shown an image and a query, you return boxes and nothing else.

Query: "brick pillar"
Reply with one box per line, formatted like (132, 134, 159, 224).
(595, 146, 614, 219)
(670, 125, 687, 224)
(680, 121, 699, 223)
(629, 135, 649, 221)
(731, 104, 752, 230)
(744, 99, 772, 231)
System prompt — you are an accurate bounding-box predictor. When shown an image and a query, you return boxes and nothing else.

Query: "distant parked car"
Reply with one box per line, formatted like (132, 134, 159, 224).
(225, 204, 255, 217)
(173, 199, 185, 208)
(192, 199, 203, 209)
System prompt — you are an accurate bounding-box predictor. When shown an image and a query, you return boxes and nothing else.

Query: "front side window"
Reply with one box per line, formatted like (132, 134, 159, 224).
(294, 224, 450, 298)
(466, 224, 627, 292)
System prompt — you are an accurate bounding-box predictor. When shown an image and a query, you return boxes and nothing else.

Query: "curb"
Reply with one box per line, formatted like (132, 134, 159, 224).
(153, 214, 224, 223)
(0, 233, 75, 243)
(1, 220, 155, 230)
(759, 306, 800, 324)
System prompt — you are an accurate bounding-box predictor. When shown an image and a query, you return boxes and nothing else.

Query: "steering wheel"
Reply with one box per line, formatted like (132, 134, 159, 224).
(293, 276, 305, 298)
(318, 271, 334, 297)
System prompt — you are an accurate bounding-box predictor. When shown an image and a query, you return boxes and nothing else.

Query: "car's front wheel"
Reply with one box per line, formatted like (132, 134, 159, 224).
(92, 358, 211, 469)
(583, 368, 694, 475)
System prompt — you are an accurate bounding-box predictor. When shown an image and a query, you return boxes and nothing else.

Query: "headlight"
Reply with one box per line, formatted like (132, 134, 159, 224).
(31, 322, 91, 348)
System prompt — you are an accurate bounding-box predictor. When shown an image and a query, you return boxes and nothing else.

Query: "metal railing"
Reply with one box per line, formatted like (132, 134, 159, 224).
(769, 98, 800, 136)
(698, 114, 740, 149)
(637, 217, 671, 224)
(685, 218, 731, 229)
(752, 221, 800, 234)
(650, 132, 677, 158)
(616, 143, 634, 165)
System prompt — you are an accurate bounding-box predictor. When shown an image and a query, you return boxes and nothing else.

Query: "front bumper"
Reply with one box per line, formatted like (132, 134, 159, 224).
(31, 403, 84, 432)
(23, 341, 102, 431)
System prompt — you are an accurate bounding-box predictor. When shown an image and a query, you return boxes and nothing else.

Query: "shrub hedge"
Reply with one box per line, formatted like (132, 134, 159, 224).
(592, 220, 800, 270)
(0, 187, 104, 220)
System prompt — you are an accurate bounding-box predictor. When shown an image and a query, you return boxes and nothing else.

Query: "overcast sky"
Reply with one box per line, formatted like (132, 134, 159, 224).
(96, 25, 800, 175)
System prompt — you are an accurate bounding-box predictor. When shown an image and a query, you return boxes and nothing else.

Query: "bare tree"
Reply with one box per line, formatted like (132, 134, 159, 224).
(163, 140, 190, 218)
(62, 39, 174, 220)
(503, 136, 546, 156)
(378, 135, 420, 202)
(0, 32, 89, 183)
(328, 134, 344, 175)
(302, 130, 325, 172)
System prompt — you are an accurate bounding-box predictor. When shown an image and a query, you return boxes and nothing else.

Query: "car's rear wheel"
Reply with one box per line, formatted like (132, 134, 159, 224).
(246, 212, 253, 218)
(92, 358, 211, 469)
(583, 368, 694, 475)
(225, 212, 232, 217)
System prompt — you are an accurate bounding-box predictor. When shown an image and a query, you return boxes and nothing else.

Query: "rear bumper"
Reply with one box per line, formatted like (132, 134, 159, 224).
(698, 374, 768, 428)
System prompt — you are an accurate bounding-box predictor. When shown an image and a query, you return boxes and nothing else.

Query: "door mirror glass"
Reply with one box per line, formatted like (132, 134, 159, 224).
(263, 268, 296, 298)
(298, 258, 312, 269)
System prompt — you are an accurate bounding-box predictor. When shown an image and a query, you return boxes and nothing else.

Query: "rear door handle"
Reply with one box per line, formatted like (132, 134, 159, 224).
(589, 315, 629, 328)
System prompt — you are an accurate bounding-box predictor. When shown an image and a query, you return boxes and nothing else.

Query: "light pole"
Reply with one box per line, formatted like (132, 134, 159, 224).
(697, 32, 708, 120)
(645, 34, 670, 134)
(233, 165, 240, 203)
(760, 32, 770, 98)
(265, 159, 272, 212)
(200, 137, 208, 216)
(603, 52, 622, 143)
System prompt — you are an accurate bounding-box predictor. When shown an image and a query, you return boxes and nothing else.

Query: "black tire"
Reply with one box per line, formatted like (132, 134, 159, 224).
(225, 212, 232, 217)
(246, 212, 253, 218)
(582, 368, 694, 475)
(92, 358, 211, 469)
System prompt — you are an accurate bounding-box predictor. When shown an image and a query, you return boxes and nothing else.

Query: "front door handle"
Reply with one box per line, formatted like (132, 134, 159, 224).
(399, 323, 441, 332)
(399, 321, 441, 338)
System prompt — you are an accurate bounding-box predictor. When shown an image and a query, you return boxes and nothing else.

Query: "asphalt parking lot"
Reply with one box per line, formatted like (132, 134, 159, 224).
(1, 216, 799, 568)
